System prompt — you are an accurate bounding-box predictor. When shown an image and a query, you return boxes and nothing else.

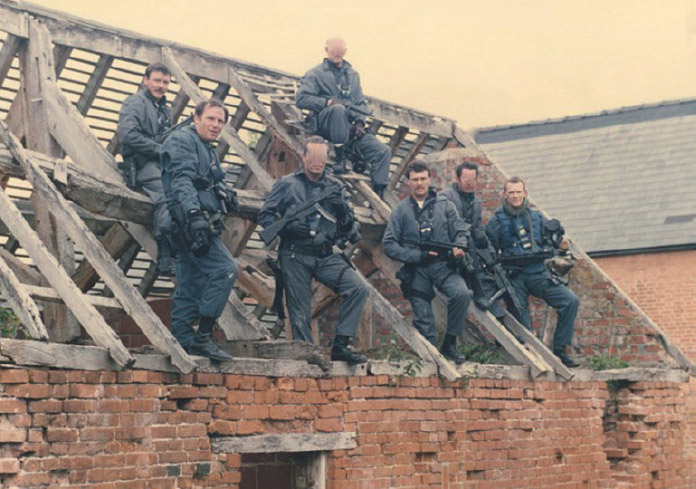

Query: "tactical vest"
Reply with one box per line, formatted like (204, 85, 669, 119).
(494, 207, 546, 272)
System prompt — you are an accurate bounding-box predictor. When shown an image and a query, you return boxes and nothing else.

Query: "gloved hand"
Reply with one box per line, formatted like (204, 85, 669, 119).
(187, 210, 210, 257)
(420, 250, 438, 264)
(217, 183, 239, 214)
(283, 220, 312, 239)
(325, 192, 350, 218)
(350, 120, 365, 139)
(472, 229, 489, 249)
(326, 97, 344, 107)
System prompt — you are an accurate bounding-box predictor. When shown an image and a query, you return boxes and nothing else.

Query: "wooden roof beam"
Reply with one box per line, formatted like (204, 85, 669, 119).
(75, 53, 113, 115)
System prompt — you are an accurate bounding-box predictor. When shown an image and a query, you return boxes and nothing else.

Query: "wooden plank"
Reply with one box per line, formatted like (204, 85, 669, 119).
(0, 247, 40, 286)
(0, 122, 195, 373)
(0, 33, 21, 86)
(218, 100, 250, 160)
(211, 432, 357, 454)
(0, 254, 49, 340)
(161, 47, 274, 192)
(42, 78, 121, 181)
(389, 132, 429, 191)
(0, 178, 132, 366)
(136, 261, 158, 297)
(72, 222, 133, 292)
(170, 74, 198, 122)
(501, 312, 573, 380)
(225, 66, 304, 161)
(24, 285, 122, 310)
(307, 452, 327, 489)
(75, 54, 113, 115)
(20, 18, 76, 342)
(467, 306, 551, 378)
(388, 126, 409, 154)
(342, 175, 391, 222)
(218, 292, 269, 341)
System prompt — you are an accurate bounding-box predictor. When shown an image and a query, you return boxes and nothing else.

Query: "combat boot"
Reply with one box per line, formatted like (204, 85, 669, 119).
(440, 334, 466, 364)
(188, 317, 232, 362)
(156, 238, 176, 277)
(332, 145, 347, 175)
(331, 335, 367, 364)
(553, 345, 579, 368)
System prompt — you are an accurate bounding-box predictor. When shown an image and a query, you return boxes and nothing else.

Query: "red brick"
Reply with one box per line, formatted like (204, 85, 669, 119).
(5, 383, 51, 398)
(0, 368, 29, 383)
(0, 398, 25, 413)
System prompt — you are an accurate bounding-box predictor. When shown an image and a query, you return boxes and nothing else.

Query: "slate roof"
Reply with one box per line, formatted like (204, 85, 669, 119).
(474, 99, 696, 255)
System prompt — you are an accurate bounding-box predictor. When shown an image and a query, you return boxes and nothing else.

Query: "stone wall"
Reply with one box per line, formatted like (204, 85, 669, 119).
(0, 365, 691, 488)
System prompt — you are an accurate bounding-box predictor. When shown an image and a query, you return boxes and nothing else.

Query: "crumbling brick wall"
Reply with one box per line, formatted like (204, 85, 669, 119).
(0, 366, 691, 488)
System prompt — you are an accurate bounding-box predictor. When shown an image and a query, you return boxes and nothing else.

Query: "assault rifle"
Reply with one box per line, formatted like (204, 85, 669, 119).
(471, 246, 525, 318)
(156, 114, 194, 144)
(259, 183, 342, 246)
(402, 238, 467, 270)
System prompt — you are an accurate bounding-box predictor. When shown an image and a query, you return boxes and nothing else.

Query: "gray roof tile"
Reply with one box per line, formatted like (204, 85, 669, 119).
(475, 99, 696, 254)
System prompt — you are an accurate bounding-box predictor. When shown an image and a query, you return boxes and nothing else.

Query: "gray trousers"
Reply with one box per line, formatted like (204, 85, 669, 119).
(137, 161, 171, 240)
(508, 270, 579, 347)
(409, 261, 471, 346)
(316, 105, 391, 188)
(465, 270, 507, 319)
(170, 237, 238, 349)
(279, 250, 368, 343)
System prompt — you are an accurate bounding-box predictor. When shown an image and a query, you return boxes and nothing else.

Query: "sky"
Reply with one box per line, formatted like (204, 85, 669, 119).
(24, 0, 696, 130)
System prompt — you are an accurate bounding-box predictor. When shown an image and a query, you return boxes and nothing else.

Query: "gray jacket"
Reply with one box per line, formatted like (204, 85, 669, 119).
(258, 168, 356, 249)
(382, 188, 470, 264)
(161, 125, 224, 216)
(296, 59, 369, 122)
(117, 88, 172, 162)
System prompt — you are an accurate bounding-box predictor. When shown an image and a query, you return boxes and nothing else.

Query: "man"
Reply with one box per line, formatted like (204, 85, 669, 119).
(485, 176, 580, 367)
(382, 161, 471, 364)
(440, 162, 506, 321)
(160, 99, 239, 362)
(296, 37, 391, 199)
(258, 136, 368, 365)
(117, 62, 175, 276)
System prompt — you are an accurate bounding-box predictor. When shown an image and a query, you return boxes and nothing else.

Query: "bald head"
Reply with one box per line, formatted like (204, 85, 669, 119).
(325, 37, 347, 67)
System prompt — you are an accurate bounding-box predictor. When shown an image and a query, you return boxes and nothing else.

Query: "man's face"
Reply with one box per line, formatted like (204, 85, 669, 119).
(303, 142, 328, 178)
(325, 39, 347, 67)
(504, 182, 527, 209)
(194, 105, 226, 142)
(142, 70, 170, 101)
(456, 168, 478, 193)
(408, 170, 431, 200)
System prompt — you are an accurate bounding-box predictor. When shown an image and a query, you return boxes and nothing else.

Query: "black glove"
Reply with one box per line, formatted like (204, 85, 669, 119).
(283, 220, 312, 239)
(187, 210, 210, 257)
(350, 120, 365, 139)
(472, 229, 489, 249)
(217, 183, 239, 214)
(325, 193, 350, 218)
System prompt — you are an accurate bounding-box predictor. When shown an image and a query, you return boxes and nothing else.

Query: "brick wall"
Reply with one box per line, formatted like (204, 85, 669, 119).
(594, 250, 696, 361)
(0, 366, 691, 488)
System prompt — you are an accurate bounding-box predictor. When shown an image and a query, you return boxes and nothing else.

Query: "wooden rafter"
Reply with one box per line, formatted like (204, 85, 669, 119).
(0, 121, 195, 372)
(0, 33, 21, 86)
(0, 253, 48, 340)
(389, 132, 430, 191)
(75, 54, 113, 115)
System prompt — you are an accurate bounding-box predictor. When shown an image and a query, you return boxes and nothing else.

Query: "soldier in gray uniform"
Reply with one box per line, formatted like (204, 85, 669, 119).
(161, 99, 239, 361)
(296, 37, 391, 199)
(440, 161, 506, 321)
(258, 136, 368, 364)
(382, 161, 471, 364)
(117, 62, 175, 276)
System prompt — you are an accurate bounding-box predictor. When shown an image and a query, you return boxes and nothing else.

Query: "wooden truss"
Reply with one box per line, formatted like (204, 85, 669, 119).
(0, 1, 587, 380)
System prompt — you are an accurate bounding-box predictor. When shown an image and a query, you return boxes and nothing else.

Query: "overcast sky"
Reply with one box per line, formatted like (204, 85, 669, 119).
(25, 0, 696, 129)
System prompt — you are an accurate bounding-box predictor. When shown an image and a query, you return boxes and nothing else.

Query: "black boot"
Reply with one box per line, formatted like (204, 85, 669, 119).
(553, 345, 579, 368)
(440, 334, 466, 364)
(156, 238, 176, 278)
(331, 335, 367, 364)
(188, 316, 233, 362)
(332, 146, 347, 175)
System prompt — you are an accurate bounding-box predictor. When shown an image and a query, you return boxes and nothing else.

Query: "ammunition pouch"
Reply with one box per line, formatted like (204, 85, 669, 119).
(118, 156, 139, 189)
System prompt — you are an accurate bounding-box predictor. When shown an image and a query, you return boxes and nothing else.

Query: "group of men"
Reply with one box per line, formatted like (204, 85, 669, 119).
(116, 37, 580, 368)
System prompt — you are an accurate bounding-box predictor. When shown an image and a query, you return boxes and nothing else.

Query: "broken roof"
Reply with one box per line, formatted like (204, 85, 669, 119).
(474, 98, 696, 256)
